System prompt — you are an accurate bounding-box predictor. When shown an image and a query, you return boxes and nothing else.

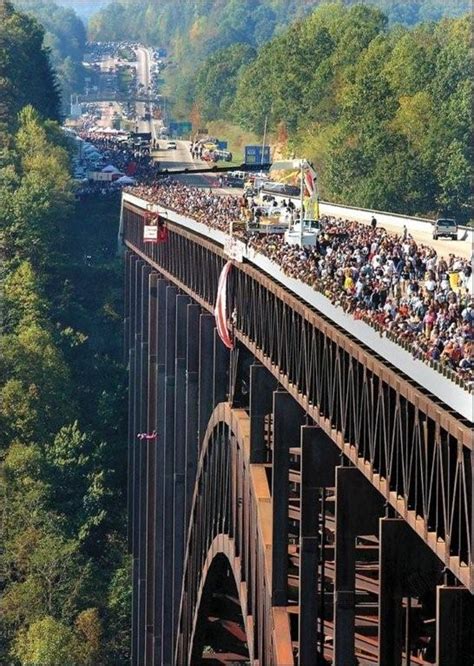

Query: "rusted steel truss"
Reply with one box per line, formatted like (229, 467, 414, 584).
(123, 204, 473, 665)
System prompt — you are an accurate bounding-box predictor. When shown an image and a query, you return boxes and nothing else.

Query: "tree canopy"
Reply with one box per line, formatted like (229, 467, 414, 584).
(194, 3, 470, 221)
(0, 0, 61, 126)
(13, 0, 87, 113)
(87, 0, 469, 121)
(0, 4, 129, 664)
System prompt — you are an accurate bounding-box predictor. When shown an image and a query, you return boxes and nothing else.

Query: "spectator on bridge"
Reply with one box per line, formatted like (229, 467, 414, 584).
(123, 179, 473, 388)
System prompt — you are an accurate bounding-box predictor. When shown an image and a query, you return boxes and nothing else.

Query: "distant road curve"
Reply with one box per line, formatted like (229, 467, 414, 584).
(252, 187, 472, 260)
(135, 46, 155, 137)
(319, 200, 473, 259)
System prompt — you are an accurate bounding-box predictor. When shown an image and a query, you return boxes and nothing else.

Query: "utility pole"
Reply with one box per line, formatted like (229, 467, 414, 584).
(300, 160, 305, 247)
(261, 114, 268, 167)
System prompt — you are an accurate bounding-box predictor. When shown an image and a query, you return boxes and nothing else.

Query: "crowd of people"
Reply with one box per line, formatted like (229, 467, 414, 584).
(127, 180, 473, 389)
(79, 131, 158, 180)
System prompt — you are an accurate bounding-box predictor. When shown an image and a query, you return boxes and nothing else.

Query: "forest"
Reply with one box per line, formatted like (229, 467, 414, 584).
(88, 0, 471, 220)
(13, 0, 87, 114)
(203, 4, 471, 220)
(0, 2, 129, 664)
(87, 0, 469, 113)
(53, 0, 111, 20)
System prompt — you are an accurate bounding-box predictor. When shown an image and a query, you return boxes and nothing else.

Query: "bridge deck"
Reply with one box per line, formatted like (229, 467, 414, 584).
(123, 196, 473, 665)
(122, 192, 473, 422)
(122, 196, 472, 585)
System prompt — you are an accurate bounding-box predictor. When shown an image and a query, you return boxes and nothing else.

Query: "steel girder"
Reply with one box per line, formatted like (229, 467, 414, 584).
(123, 206, 472, 591)
(123, 204, 474, 665)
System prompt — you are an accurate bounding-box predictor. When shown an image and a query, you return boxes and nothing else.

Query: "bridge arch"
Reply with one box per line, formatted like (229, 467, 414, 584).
(123, 227, 474, 666)
(188, 545, 248, 664)
(176, 403, 294, 666)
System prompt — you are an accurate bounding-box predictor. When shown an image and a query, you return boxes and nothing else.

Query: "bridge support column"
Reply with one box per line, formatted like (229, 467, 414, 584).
(299, 427, 339, 665)
(161, 285, 178, 666)
(213, 329, 229, 407)
(299, 426, 320, 665)
(378, 518, 405, 666)
(152, 279, 167, 661)
(333, 466, 383, 666)
(271, 392, 304, 606)
(378, 517, 444, 666)
(137, 264, 151, 666)
(123, 250, 132, 364)
(144, 273, 158, 665)
(184, 305, 200, 538)
(198, 314, 215, 444)
(126, 253, 138, 552)
(131, 258, 144, 666)
(172, 294, 190, 644)
(436, 586, 474, 665)
(249, 364, 278, 464)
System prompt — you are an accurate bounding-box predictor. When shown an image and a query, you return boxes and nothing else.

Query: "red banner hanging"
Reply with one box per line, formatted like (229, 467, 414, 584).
(215, 261, 234, 350)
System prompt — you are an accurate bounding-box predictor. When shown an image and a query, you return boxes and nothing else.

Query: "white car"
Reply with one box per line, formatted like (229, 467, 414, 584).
(167, 141, 177, 150)
(432, 218, 458, 240)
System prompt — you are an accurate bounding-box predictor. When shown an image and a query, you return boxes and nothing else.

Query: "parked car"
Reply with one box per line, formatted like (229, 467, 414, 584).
(433, 218, 457, 240)
(225, 171, 246, 188)
(214, 149, 233, 162)
(167, 141, 177, 150)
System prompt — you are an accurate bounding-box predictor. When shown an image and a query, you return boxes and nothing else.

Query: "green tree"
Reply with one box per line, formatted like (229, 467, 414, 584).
(0, 0, 61, 126)
(2, 261, 48, 333)
(195, 43, 256, 121)
(104, 556, 132, 664)
(0, 323, 74, 442)
(435, 139, 471, 214)
(2, 105, 72, 268)
(15, 0, 87, 112)
(13, 616, 84, 666)
(75, 608, 103, 665)
(0, 4, 128, 663)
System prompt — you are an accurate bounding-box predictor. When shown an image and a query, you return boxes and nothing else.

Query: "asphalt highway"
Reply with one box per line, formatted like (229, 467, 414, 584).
(131, 48, 472, 261)
(153, 155, 472, 259)
(135, 47, 154, 136)
(360, 219, 472, 260)
(154, 140, 221, 187)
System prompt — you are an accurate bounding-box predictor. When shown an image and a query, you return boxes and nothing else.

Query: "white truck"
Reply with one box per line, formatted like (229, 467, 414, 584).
(432, 218, 457, 240)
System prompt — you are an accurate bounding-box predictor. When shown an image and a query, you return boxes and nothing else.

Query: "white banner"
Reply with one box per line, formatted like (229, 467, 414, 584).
(144, 225, 158, 242)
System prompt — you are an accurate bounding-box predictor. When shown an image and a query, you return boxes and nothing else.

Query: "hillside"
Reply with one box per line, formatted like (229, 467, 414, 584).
(13, 0, 87, 113)
(1, 2, 129, 664)
(88, 0, 470, 118)
(54, 0, 111, 19)
(189, 2, 471, 222)
(89, 0, 470, 43)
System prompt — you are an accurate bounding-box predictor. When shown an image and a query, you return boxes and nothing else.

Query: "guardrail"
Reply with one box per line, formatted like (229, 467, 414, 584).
(121, 192, 474, 419)
(257, 187, 472, 243)
(319, 200, 474, 243)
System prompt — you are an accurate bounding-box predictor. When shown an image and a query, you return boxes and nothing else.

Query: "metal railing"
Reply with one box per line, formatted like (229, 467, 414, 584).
(123, 204, 473, 591)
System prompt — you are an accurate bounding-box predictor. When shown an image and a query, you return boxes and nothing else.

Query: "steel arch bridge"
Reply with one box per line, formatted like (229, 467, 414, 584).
(122, 197, 473, 666)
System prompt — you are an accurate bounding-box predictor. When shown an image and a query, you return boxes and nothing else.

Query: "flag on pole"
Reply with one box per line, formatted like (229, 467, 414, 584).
(215, 261, 234, 350)
(304, 165, 317, 198)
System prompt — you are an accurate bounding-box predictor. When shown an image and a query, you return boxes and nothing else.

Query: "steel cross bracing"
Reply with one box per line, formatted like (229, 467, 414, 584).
(123, 203, 473, 665)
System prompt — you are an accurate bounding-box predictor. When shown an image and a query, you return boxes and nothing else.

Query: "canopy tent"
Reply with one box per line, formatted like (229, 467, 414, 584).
(115, 175, 136, 185)
(101, 127, 120, 134)
(102, 165, 121, 173)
